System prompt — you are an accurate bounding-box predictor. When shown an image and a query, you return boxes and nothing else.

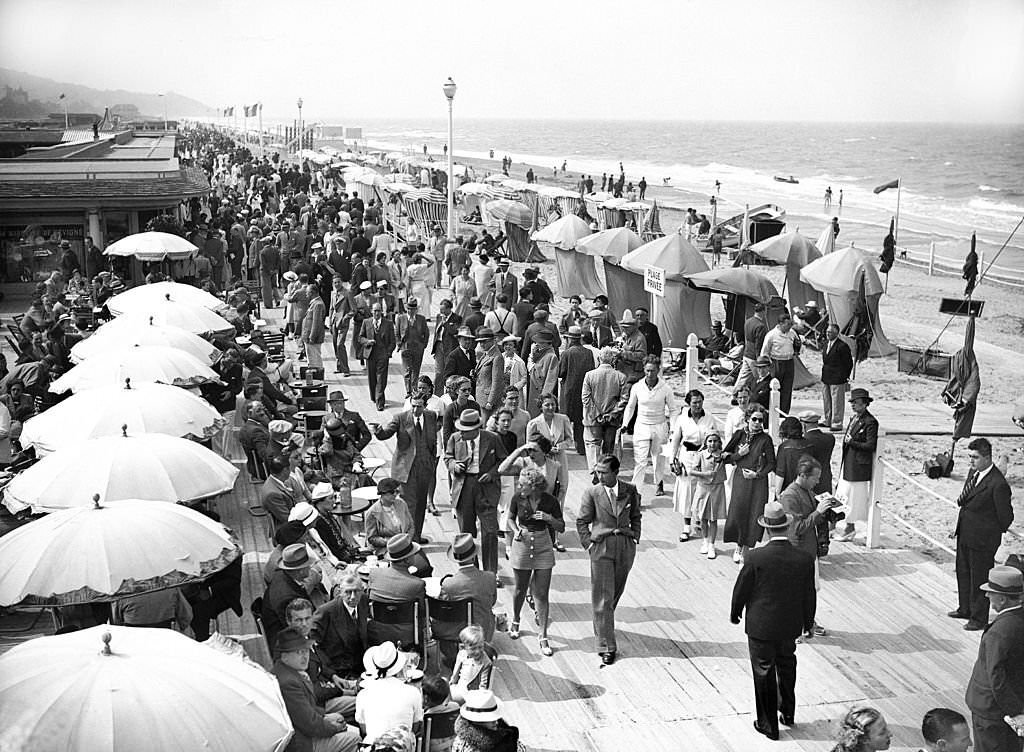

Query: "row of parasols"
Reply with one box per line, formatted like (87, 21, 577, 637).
(0, 263, 294, 749)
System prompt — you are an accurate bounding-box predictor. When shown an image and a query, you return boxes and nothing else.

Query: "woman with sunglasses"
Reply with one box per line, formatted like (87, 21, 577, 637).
(722, 405, 776, 565)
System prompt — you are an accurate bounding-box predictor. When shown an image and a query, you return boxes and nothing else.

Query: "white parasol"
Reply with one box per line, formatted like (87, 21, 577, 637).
(70, 321, 220, 365)
(49, 345, 220, 393)
(20, 381, 225, 456)
(575, 227, 643, 260)
(108, 299, 235, 337)
(106, 281, 228, 316)
(102, 231, 198, 262)
(3, 430, 239, 514)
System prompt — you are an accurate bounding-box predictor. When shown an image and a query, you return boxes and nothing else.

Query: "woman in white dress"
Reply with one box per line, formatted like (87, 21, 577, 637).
(403, 252, 434, 314)
(669, 389, 718, 542)
(501, 336, 528, 406)
(450, 265, 476, 318)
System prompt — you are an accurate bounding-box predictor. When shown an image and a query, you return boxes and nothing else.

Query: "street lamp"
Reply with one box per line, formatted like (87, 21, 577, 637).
(442, 77, 457, 239)
(296, 97, 303, 151)
(158, 93, 167, 131)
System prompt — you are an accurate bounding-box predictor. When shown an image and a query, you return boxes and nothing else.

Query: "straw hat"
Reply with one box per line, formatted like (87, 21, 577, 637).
(311, 482, 334, 501)
(278, 544, 311, 570)
(619, 310, 637, 326)
(288, 502, 319, 527)
(566, 325, 583, 339)
(283, 271, 298, 282)
(456, 409, 483, 431)
(456, 326, 475, 339)
(758, 501, 793, 530)
(385, 533, 421, 561)
(796, 410, 822, 424)
(979, 565, 1024, 595)
(460, 690, 504, 723)
(363, 641, 405, 678)
(449, 532, 478, 563)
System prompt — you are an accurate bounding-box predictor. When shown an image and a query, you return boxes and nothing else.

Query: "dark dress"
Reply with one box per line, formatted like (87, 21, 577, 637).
(723, 430, 776, 548)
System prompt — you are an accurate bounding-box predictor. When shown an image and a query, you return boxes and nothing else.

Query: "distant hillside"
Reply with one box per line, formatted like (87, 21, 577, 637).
(0, 67, 216, 119)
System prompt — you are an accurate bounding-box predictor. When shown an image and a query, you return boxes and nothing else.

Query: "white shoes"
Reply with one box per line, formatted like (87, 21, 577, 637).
(699, 541, 709, 555)
(707, 547, 717, 560)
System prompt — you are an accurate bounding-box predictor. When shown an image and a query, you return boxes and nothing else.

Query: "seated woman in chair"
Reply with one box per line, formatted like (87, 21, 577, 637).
(364, 477, 415, 554)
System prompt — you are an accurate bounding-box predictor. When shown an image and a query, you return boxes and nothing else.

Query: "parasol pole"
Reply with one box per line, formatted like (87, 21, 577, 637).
(893, 177, 902, 250)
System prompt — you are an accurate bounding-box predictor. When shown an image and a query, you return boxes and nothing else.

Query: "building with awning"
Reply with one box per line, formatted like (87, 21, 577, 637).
(0, 129, 209, 292)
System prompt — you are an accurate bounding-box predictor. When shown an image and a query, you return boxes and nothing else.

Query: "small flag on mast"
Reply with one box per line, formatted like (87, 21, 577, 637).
(873, 178, 900, 194)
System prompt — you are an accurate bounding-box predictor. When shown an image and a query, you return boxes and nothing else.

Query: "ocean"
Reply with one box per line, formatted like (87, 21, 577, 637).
(245, 116, 1024, 270)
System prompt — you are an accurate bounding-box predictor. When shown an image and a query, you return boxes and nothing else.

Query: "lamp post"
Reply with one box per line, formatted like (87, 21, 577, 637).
(442, 77, 457, 239)
(158, 94, 167, 131)
(296, 97, 304, 152)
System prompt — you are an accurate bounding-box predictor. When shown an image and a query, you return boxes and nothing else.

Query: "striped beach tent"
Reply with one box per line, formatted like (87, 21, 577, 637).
(403, 188, 449, 235)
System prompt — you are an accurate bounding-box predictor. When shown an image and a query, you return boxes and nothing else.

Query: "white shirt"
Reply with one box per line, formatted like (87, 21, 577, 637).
(625, 379, 676, 426)
(355, 677, 423, 744)
(464, 434, 481, 474)
(760, 327, 799, 360)
(972, 463, 993, 485)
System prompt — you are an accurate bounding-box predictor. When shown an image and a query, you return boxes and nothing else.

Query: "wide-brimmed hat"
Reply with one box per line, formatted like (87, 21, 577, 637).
(363, 641, 405, 678)
(796, 410, 822, 424)
(268, 419, 293, 436)
(328, 390, 347, 402)
(566, 325, 583, 339)
(460, 690, 504, 723)
(377, 477, 401, 495)
(469, 297, 483, 309)
(275, 626, 312, 654)
(279, 543, 311, 570)
(849, 387, 873, 404)
(449, 532, 477, 563)
(979, 565, 1024, 595)
(283, 271, 298, 282)
(619, 310, 637, 326)
(758, 501, 793, 529)
(475, 326, 496, 341)
(288, 501, 320, 527)
(456, 326, 475, 339)
(385, 533, 421, 561)
(456, 408, 483, 431)
(311, 482, 334, 501)
(501, 335, 521, 346)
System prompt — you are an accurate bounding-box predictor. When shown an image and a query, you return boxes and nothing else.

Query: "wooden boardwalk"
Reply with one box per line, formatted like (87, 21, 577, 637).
(1, 304, 985, 752)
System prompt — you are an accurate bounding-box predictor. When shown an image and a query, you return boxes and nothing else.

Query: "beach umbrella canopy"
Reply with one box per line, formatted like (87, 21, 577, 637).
(405, 187, 447, 203)
(107, 302, 235, 338)
(0, 625, 291, 751)
(457, 182, 497, 198)
(49, 345, 220, 393)
(106, 281, 227, 316)
(747, 231, 820, 266)
(3, 431, 239, 514)
(481, 174, 505, 184)
(70, 321, 220, 365)
(531, 214, 593, 250)
(0, 499, 240, 606)
(684, 267, 780, 302)
(620, 232, 708, 280)
(486, 199, 533, 229)
(103, 231, 198, 262)
(575, 227, 643, 260)
(816, 223, 837, 255)
(20, 381, 225, 456)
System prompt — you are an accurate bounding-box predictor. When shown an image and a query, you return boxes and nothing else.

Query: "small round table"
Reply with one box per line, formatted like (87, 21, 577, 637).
(332, 493, 375, 519)
(359, 457, 387, 478)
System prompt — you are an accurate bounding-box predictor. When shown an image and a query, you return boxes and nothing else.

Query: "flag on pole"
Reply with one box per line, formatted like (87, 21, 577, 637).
(58, 93, 66, 100)
(873, 178, 900, 194)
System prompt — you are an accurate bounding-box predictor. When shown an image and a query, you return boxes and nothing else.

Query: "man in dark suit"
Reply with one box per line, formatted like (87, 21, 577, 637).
(244, 349, 295, 418)
(437, 533, 498, 666)
(490, 259, 518, 305)
(820, 324, 854, 431)
(286, 597, 358, 718)
(730, 501, 817, 741)
(444, 408, 508, 576)
(366, 534, 428, 648)
(797, 410, 835, 494)
(635, 306, 663, 357)
(271, 626, 361, 752)
(259, 455, 297, 524)
(949, 437, 1014, 630)
(442, 326, 476, 391)
(370, 392, 438, 542)
(835, 387, 879, 541)
(473, 327, 505, 420)
(395, 297, 429, 397)
(359, 302, 395, 410)
(576, 454, 642, 665)
(239, 397, 272, 481)
(432, 298, 463, 396)
(313, 574, 370, 679)
(965, 565, 1024, 752)
(262, 544, 313, 653)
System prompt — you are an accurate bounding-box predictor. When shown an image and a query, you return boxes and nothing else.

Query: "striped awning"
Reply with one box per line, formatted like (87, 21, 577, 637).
(405, 188, 447, 203)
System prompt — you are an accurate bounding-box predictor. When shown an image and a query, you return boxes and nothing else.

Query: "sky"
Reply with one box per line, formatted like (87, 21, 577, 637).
(2, 0, 1023, 123)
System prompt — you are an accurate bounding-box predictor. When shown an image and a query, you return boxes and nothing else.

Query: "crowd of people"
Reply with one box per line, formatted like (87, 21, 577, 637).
(4, 123, 1019, 752)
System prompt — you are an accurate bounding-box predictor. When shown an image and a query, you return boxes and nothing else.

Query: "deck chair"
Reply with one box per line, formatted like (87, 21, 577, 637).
(262, 331, 286, 363)
(427, 595, 473, 668)
(368, 599, 422, 658)
(243, 280, 262, 318)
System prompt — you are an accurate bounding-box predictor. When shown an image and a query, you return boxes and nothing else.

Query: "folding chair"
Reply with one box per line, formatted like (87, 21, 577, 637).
(368, 599, 422, 659)
(427, 595, 473, 669)
(422, 708, 460, 752)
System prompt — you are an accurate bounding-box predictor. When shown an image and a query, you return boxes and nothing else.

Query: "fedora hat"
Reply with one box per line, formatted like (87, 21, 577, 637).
(456, 326, 475, 339)
(566, 325, 583, 338)
(278, 543, 311, 570)
(460, 690, 504, 723)
(849, 387, 873, 404)
(456, 408, 483, 431)
(474, 326, 496, 341)
(283, 271, 298, 282)
(328, 390, 347, 402)
(619, 309, 637, 326)
(501, 335, 521, 346)
(275, 626, 312, 654)
(385, 533, 421, 561)
(758, 501, 793, 529)
(363, 641, 405, 678)
(288, 501, 319, 527)
(979, 565, 1024, 595)
(469, 296, 483, 309)
(311, 482, 334, 501)
(406, 297, 418, 307)
(449, 532, 477, 563)
(754, 355, 771, 368)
